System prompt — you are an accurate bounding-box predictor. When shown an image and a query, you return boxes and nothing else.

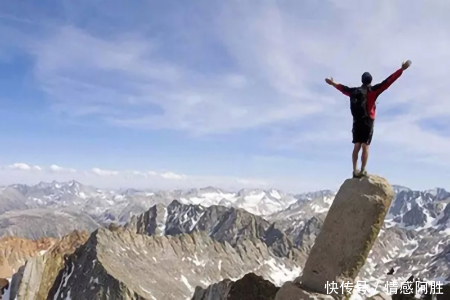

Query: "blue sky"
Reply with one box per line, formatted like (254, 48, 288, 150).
(0, 0, 449, 192)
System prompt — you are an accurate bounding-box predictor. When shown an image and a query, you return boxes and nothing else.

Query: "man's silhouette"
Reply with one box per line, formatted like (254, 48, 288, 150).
(325, 60, 412, 178)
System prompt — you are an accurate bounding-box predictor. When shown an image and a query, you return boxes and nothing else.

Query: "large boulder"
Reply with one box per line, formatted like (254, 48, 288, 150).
(276, 175, 394, 300)
(301, 175, 393, 295)
(192, 273, 279, 300)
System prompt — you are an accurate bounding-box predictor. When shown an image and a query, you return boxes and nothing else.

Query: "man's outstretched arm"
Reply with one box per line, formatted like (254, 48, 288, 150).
(325, 77, 353, 96)
(372, 60, 412, 95)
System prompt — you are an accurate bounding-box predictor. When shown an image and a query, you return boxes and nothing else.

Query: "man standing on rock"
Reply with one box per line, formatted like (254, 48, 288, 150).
(325, 60, 412, 178)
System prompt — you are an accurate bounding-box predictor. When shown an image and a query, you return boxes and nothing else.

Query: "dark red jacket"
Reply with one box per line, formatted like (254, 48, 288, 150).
(334, 68, 403, 120)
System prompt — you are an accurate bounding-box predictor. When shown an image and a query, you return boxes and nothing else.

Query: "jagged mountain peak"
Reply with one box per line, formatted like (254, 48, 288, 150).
(199, 186, 225, 193)
(42, 226, 302, 300)
(122, 199, 306, 262)
(35, 180, 83, 189)
(392, 184, 412, 193)
(424, 187, 450, 200)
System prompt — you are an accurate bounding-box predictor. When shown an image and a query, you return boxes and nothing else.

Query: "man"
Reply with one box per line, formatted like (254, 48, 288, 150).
(325, 60, 412, 178)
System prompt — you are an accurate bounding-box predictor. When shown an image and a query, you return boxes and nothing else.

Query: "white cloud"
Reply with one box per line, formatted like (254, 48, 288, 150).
(29, 21, 326, 136)
(5, 163, 79, 173)
(126, 170, 148, 177)
(90, 168, 119, 176)
(49, 165, 77, 173)
(8, 163, 32, 171)
(6, 163, 43, 172)
(215, 0, 450, 164)
(49, 165, 62, 172)
(0, 163, 280, 191)
(160, 172, 186, 180)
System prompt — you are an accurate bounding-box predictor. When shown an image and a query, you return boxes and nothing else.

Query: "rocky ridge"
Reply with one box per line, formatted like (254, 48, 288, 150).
(0, 235, 57, 278)
(46, 228, 301, 300)
(9, 230, 89, 300)
(124, 200, 307, 261)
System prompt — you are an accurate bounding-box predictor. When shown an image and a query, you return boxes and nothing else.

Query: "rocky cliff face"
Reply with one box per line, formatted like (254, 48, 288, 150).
(0, 235, 58, 278)
(124, 203, 167, 235)
(10, 230, 89, 300)
(46, 228, 301, 300)
(125, 200, 306, 261)
(293, 215, 324, 252)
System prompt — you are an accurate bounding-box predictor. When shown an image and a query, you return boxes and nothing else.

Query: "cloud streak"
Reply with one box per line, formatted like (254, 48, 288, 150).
(8, 163, 38, 171)
(24, 1, 449, 149)
(0, 162, 272, 191)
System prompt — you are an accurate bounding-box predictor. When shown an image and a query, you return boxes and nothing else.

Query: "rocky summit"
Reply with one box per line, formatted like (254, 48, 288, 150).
(275, 175, 394, 300)
(301, 175, 394, 296)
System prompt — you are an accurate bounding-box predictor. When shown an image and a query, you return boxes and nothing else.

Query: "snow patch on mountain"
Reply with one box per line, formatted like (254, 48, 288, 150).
(264, 258, 302, 286)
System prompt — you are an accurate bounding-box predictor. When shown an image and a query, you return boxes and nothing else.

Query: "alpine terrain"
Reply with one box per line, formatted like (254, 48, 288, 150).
(0, 178, 449, 299)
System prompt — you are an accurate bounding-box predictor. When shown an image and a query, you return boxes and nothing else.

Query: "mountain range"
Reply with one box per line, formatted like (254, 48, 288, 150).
(0, 180, 449, 299)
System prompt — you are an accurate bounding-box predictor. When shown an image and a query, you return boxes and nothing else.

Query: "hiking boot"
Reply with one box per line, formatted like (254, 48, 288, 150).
(353, 169, 361, 178)
(359, 169, 368, 177)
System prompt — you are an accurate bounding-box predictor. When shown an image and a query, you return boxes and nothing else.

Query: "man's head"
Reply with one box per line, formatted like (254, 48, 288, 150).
(361, 72, 372, 85)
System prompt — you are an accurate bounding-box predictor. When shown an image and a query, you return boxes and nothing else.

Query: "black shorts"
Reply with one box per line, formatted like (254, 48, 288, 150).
(352, 118, 374, 145)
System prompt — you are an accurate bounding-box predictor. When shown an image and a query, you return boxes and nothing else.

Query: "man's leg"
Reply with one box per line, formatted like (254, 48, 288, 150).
(361, 143, 369, 172)
(352, 143, 362, 174)
(360, 119, 374, 175)
(352, 120, 362, 176)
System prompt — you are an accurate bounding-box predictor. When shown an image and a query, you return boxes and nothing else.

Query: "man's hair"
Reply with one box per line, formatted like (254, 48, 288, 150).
(361, 72, 372, 85)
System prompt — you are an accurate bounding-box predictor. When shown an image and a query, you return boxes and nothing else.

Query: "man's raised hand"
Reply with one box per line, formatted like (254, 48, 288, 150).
(325, 77, 334, 85)
(402, 60, 412, 70)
